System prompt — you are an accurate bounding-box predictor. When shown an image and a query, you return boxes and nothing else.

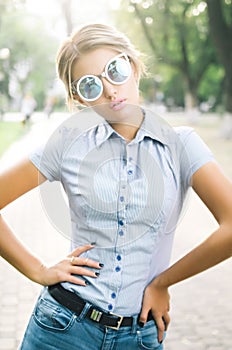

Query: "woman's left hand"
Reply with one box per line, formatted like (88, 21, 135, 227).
(139, 281, 170, 343)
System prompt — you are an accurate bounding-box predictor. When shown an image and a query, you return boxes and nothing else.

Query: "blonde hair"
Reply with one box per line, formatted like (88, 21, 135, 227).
(56, 23, 146, 111)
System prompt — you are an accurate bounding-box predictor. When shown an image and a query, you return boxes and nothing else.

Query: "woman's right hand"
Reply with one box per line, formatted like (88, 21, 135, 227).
(37, 244, 103, 286)
(1, 212, 102, 287)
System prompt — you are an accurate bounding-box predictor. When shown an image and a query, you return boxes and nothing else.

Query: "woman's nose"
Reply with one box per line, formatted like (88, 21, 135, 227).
(102, 78, 117, 99)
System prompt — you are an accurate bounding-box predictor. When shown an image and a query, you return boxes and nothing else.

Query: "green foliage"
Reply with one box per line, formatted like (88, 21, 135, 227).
(0, 121, 25, 156)
(222, 0, 232, 26)
(113, 0, 225, 110)
(0, 2, 58, 110)
(198, 64, 225, 104)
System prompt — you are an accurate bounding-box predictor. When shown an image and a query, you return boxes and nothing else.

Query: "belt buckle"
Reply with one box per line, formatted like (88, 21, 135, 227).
(108, 313, 124, 330)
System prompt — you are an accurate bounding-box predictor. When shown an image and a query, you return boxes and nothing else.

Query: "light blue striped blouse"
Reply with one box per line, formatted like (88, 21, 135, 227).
(30, 107, 214, 316)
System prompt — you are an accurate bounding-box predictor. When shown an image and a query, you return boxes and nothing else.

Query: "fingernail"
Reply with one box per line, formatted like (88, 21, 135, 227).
(95, 272, 100, 277)
(99, 263, 104, 268)
(139, 322, 144, 328)
(85, 280, 90, 285)
(90, 242, 96, 246)
(159, 340, 163, 344)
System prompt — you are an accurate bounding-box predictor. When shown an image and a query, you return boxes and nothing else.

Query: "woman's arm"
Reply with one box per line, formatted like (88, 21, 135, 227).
(0, 158, 44, 208)
(140, 161, 232, 342)
(0, 159, 101, 286)
(152, 162, 232, 286)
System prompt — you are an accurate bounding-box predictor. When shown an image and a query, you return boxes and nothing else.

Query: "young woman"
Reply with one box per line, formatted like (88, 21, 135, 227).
(0, 23, 231, 350)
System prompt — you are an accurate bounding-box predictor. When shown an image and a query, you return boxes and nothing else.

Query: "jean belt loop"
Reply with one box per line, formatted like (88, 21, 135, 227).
(131, 315, 138, 335)
(78, 302, 92, 321)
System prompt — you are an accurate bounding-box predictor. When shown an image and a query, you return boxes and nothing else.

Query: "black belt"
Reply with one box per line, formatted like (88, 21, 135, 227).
(48, 283, 153, 330)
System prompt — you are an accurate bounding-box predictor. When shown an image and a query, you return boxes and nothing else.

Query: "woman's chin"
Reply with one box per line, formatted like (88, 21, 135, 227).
(93, 102, 143, 125)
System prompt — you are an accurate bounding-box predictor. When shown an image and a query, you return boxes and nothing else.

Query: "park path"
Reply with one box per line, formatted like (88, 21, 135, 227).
(0, 111, 231, 349)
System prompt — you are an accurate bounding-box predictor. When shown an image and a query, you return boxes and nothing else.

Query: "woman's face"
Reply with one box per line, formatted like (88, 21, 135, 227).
(71, 47, 141, 123)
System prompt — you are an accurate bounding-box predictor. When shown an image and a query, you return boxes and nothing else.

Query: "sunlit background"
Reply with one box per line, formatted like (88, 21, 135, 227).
(25, 0, 121, 37)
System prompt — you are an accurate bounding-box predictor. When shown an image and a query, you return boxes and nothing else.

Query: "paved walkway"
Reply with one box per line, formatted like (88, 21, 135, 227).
(0, 112, 231, 349)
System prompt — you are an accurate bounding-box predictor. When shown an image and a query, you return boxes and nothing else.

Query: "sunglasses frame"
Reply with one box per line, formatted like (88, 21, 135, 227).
(71, 53, 131, 102)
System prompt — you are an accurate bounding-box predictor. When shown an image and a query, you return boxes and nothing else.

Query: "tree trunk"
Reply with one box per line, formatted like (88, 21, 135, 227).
(184, 91, 197, 111)
(206, 0, 232, 113)
(184, 79, 199, 123)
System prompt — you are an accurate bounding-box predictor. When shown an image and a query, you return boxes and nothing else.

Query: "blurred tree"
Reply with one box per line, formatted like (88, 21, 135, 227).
(0, 0, 25, 27)
(0, 0, 25, 104)
(206, 0, 232, 113)
(114, 0, 223, 112)
(126, 0, 217, 110)
(0, 2, 58, 110)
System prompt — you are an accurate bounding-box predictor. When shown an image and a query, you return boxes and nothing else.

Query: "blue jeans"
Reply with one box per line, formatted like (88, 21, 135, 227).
(19, 287, 165, 350)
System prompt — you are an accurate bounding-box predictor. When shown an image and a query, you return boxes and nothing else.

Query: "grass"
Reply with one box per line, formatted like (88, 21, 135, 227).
(0, 121, 26, 157)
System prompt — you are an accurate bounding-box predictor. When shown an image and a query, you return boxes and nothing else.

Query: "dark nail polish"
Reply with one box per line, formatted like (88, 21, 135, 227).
(159, 340, 163, 344)
(99, 263, 104, 268)
(139, 322, 144, 328)
(95, 272, 100, 277)
(91, 242, 96, 245)
(85, 280, 90, 285)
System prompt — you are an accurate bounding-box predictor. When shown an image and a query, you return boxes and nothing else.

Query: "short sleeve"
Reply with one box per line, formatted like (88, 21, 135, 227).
(29, 110, 104, 182)
(175, 126, 215, 188)
(29, 126, 71, 182)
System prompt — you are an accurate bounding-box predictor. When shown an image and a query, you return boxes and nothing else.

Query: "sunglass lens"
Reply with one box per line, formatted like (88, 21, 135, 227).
(107, 58, 131, 83)
(78, 76, 102, 101)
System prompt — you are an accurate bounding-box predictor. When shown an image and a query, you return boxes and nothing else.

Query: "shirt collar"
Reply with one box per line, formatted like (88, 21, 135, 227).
(135, 108, 172, 145)
(95, 107, 173, 147)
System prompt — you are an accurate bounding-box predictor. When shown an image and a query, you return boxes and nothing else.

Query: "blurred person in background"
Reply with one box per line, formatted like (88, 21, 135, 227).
(21, 92, 37, 124)
(43, 95, 56, 118)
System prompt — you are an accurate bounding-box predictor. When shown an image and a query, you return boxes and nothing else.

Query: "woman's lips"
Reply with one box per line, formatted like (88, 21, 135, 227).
(109, 98, 127, 111)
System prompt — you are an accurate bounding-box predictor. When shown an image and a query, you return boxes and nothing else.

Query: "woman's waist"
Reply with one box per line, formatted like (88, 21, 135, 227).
(61, 278, 145, 316)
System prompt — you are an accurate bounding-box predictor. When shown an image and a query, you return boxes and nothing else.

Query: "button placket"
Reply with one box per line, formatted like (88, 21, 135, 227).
(108, 251, 123, 311)
(108, 144, 128, 313)
(117, 150, 127, 242)
(107, 268, 121, 311)
(126, 145, 135, 179)
(108, 288, 118, 310)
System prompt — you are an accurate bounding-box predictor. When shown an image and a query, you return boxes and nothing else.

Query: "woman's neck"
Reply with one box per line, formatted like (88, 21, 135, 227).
(110, 107, 144, 141)
(110, 123, 140, 142)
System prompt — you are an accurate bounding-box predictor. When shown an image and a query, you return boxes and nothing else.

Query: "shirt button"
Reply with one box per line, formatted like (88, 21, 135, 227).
(108, 304, 113, 311)
(118, 220, 124, 226)
(128, 170, 133, 175)
(116, 255, 122, 261)
(119, 230, 124, 236)
(129, 157, 133, 162)
(115, 266, 121, 272)
(119, 196, 124, 202)
(111, 292, 116, 299)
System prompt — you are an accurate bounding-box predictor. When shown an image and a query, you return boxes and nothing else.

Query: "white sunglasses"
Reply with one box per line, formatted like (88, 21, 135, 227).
(71, 53, 131, 102)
